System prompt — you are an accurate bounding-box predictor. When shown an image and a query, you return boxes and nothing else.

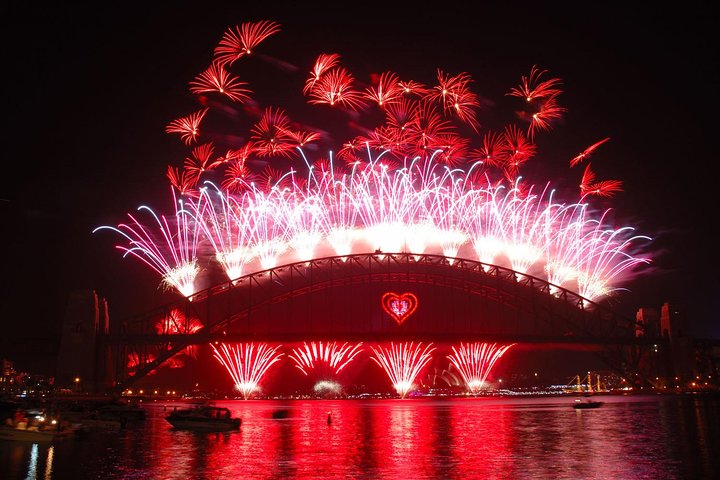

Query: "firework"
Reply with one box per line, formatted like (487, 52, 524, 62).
(165, 108, 209, 145)
(213, 20, 281, 66)
(288, 341, 364, 379)
(99, 19, 652, 306)
(570, 137, 611, 167)
(93, 189, 201, 297)
(370, 342, 436, 398)
(447, 343, 515, 394)
(155, 309, 204, 359)
(189, 63, 252, 102)
(101, 152, 650, 301)
(211, 342, 284, 399)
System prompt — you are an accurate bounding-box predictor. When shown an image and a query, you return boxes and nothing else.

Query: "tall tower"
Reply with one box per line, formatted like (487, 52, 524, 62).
(635, 307, 659, 338)
(55, 290, 111, 393)
(660, 302, 693, 383)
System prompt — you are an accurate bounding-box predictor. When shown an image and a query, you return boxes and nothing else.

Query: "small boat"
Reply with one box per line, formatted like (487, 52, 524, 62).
(0, 424, 79, 442)
(573, 399, 604, 409)
(165, 405, 241, 431)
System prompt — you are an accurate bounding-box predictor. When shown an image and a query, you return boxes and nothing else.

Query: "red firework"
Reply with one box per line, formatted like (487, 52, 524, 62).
(250, 107, 296, 157)
(189, 63, 252, 103)
(507, 64, 563, 103)
(306, 67, 367, 110)
(527, 94, 566, 138)
(398, 79, 429, 96)
(370, 342, 436, 398)
(155, 309, 204, 360)
(165, 108, 209, 145)
(469, 130, 509, 167)
(570, 137, 611, 167)
(211, 342, 284, 399)
(213, 20, 281, 66)
(288, 341, 364, 379)
(364, 71, 403, 107)
(167, 165, 199, 196)
(447, 342, 515, 394)
(432, 70, 480, 129)
(501, 124, 537, 180)
(303, 53, 341, 95)
(183, 142, 217, 179)
(580, 163, 623, 198)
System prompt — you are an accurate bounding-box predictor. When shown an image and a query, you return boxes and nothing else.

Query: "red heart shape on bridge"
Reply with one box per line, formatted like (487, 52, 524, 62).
(382, 292, 418, 326)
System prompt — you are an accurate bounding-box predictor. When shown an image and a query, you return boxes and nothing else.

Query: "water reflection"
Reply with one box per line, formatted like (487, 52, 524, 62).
(0, 395, 718, 479)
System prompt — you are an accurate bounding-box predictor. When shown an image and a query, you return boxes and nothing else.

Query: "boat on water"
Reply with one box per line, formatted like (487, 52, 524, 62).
(165, 405, 241, 431)
(573, 399, 604, 409)
(0, 424, 79, 442)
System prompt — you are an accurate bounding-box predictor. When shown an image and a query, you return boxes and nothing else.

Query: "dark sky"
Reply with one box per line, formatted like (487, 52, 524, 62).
(2, 2, 718, 372)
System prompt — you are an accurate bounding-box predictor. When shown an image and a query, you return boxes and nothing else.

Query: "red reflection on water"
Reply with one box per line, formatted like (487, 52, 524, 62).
(450, 399, 515, 477)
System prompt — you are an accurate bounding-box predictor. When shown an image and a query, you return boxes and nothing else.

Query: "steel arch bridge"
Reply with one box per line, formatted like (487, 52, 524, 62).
(108, 252, 657, 393)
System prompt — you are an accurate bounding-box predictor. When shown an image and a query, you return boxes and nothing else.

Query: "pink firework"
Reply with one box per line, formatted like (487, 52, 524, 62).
(93, 189, 201, 297)
(447, 343, 515, 394)
(288, 341, 364, 380)
(211, 342, 284, 399)
(370, 342, 436, 398)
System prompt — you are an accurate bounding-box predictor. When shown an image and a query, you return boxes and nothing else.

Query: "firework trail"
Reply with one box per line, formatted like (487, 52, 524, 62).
(211, 342, 284, 399)
(447, 343, 515, 394)
(370, 342, 436, 398)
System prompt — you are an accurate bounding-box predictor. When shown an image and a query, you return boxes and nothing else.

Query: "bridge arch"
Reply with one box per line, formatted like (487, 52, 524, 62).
(112, 253, 647, 390)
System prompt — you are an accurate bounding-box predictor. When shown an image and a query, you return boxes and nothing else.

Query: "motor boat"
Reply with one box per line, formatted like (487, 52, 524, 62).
(572, 398, 604, 409)
(165, 405, 241, 431)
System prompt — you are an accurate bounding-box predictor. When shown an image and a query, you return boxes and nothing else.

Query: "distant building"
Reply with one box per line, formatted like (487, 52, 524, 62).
(55, 290, 112, 392)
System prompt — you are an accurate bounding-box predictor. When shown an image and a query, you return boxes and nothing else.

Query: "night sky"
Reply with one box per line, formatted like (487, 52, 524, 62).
(2, 3, 718, 373)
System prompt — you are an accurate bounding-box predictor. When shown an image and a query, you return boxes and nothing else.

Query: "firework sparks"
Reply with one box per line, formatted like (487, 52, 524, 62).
(214, 20, 281, 66)
(570, 137, 611, 167)
(211, 342, 284, 399)
(288, 341, 364, 379)
(189, 63, 252, 102)
(93, 190, 201, 297)
(165, 108, 209, 145)
(370, 342, 436, 398)
(100, 19, 652, 307)
(447, 342, 515, 394)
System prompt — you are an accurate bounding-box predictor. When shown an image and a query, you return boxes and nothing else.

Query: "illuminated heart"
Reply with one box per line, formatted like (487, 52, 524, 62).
(382, 292, 418, 326)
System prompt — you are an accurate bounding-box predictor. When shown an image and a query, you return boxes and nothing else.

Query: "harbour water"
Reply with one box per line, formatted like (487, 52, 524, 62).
(1, 394, 718, 479)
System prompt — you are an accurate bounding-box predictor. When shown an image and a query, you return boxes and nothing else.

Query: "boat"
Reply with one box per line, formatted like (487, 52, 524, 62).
(573, 398, 604, 409)
(0, 424, 79, 442)
(165, 405, 241, 431)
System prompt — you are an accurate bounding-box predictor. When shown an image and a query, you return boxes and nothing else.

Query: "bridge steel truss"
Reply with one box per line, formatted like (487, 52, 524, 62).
(109, 253, 658, 392)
